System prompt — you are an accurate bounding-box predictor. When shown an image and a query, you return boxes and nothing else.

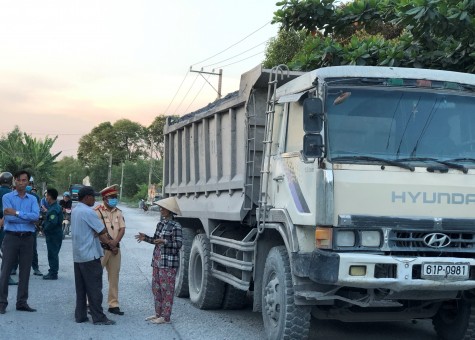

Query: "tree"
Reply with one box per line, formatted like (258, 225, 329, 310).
(147, 115, 178, 159)
(0, 126, 61, 185)
(113, 119, 148, 161)
(270, 0, 475, 72)
(263, 29, 309, 68)
(49, 157, 87, 193)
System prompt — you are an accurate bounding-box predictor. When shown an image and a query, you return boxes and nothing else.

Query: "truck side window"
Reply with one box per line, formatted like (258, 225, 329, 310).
(284, 102, 304, 153)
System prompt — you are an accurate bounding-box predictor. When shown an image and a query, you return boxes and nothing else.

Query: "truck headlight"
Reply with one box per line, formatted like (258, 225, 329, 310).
(336, 230, 355, 247)
(361, 230, 381, 247)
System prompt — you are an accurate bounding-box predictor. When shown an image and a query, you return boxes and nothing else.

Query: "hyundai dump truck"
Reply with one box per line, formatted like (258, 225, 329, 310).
(163, 64, 475, 340)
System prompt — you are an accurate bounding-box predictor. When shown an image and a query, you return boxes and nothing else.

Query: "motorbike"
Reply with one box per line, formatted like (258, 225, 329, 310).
(62, 208, 72, 239)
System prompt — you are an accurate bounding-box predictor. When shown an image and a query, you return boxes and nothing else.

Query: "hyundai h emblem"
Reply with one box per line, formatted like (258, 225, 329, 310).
(423, 233, 451, 248)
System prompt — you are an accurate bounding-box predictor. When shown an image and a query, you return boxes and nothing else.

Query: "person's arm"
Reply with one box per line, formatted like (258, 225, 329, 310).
(4, 195, 39, 223)
(87, 210, 117, 251)
(112, 212, 126, 246)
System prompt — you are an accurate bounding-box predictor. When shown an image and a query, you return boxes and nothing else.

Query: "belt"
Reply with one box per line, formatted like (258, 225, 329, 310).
(5, 231, 33, 237)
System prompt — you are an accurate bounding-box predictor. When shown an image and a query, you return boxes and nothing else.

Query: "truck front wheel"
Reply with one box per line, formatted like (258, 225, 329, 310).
(188, 233, 225, 309)
(432, 299, 475, 340)
(175, 228, 195, 298)
(262, 246, 311, 340)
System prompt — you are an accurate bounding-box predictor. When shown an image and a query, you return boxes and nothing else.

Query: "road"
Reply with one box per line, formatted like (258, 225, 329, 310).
(1, 205, 440, 340)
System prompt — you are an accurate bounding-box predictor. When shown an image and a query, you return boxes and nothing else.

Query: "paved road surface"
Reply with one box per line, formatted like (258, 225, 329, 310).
(0, 205, 441, 340)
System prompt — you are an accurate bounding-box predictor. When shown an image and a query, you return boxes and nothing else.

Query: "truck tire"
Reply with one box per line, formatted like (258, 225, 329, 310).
(432, 299, 475, 340)
(222, 284, 249, 310)
(188, 233, 225, 309)
(175, 228, 194, 298)
(262, 246, 311, 340)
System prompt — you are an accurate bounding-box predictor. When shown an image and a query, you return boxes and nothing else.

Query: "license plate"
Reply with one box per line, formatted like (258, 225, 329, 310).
(422, 262, 470, 280)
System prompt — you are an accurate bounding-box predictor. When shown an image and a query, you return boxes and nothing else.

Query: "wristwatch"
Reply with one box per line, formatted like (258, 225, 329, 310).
(15, 211, 19, 216)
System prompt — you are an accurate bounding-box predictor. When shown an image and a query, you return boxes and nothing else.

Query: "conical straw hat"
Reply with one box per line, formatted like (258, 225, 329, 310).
(154, 196, 181, 215)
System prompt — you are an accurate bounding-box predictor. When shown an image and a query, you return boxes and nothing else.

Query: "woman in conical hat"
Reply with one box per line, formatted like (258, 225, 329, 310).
(134, 196, 182, 324)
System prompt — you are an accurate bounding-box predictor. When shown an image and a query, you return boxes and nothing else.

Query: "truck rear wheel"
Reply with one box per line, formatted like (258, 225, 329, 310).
(262, 246, 311, 340)
(188, 233, 225, 309)
(175, 228, 195, 298)
(432, 299, 475, 340)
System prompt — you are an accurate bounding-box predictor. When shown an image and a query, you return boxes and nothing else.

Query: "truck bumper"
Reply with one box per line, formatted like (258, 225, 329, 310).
(293, 249, 475, 292)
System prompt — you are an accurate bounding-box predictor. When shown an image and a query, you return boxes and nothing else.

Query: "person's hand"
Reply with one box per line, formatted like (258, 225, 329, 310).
(41, 205, 47, 212)
(4, 208, 16, 216)
(111, 248, 119, 255)
(135, 232, 146, 243)
(153, 238, 166, 245)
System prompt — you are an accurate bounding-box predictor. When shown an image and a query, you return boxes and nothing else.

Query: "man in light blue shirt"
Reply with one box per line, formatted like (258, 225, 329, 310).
(71, 186, 117, 325)
(0, 170, 40, 314)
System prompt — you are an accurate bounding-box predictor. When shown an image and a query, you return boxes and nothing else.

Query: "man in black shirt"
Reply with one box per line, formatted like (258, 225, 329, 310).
(59, 192, 72, 211)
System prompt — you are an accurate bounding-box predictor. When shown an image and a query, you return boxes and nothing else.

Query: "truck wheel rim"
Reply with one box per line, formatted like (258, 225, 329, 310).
(191, 252, 203, 293)
(264, 275, 280, 325)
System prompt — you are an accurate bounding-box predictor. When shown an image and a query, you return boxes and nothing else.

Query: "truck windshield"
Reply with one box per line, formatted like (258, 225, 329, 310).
(326, 86, 475, 163)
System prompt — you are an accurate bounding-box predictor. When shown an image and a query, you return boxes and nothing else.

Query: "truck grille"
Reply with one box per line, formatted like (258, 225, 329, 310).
(389, 230, 475, 253)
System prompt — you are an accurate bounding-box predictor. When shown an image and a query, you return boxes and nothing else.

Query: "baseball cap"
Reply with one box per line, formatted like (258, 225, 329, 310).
(78, 186, 100, 200)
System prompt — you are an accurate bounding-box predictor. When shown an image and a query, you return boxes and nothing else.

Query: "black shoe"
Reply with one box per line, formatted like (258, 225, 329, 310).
(33, 269, 43, 276)
(76, 317, 89, 323)
(8, 277, 17, 285)
(43, 273, 58, 280)
(93, 318, 116, 325)
(0, 305, 6, 314)
(16, 305, 36, 312)
(108, 307, 124, 315)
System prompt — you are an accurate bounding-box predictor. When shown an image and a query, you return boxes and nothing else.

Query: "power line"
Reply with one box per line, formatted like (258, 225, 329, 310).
(202, 39, 270, 68)
(217, 50, 265, 69)
(173, 73, 200, 116)
(184, 75, 211, 113)
(192, 21, 270, 67)
(164, 70, 190, 114)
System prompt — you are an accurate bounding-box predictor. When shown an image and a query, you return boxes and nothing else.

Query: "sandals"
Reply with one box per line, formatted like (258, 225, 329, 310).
(145, 315, 158, 321)
(149, 317, 170, 324)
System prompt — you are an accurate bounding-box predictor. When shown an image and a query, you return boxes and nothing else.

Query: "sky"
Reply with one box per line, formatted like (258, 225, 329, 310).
(0, 0, 281, 157)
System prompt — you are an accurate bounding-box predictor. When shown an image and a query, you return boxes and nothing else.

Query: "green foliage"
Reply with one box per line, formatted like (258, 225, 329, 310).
(133, 183, 149, 201)
(270, 0, 475, 72)
(0, 126, 61, 185)
(147, 115, 178, 159)
(263, 29, 309, 68)
(49, 157, 87, 193)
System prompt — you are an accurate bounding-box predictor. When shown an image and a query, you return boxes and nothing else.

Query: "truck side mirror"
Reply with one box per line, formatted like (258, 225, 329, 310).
(303, 98, 323, 133)
(303, 134, 324, 158)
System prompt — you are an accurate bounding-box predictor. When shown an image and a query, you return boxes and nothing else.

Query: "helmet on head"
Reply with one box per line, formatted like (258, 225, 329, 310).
(0, 172, 13, 186)
(63, 191, 71, 197)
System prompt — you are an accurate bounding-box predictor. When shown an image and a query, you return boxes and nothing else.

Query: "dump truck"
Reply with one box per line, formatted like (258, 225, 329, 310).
(163, 64, 475, 340)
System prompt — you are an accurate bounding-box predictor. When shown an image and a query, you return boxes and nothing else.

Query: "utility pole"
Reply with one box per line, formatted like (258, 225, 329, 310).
(119, 162, 124, 200)
(107, 153, 112, 187)
(190, 67, 223, 99)
(148, 137, 154, 200)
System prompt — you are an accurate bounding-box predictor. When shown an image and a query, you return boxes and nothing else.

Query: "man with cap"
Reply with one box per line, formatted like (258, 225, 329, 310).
(0, 172, 17, 286)
(94, 184, 125, 316)
(71, 186, 116, 325)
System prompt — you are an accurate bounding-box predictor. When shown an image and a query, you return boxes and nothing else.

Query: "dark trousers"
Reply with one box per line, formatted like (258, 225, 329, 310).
(0, 228, 4, 250)
(45, 231, 62, 275)
(0, 232, 34, 308)
(12, 230, 39, 272)
(74, 259, 107, 323)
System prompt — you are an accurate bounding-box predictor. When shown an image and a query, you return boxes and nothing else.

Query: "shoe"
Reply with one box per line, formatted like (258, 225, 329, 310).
(43, 273, 58, 280)
(75, 317, 89, 323)
(108, 307, 124, 315)
(16, 305, 36, 312)
(150, 317, 170, 324)
(145, 315, 158, 321)
(0, 305, 6, 314)
(93, 318, 116, 325)
(33, 269, 43, 276)
(8, 277, 17, 285)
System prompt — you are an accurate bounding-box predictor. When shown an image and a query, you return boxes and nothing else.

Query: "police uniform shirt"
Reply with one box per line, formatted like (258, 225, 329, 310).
(94, 205, 125, 239)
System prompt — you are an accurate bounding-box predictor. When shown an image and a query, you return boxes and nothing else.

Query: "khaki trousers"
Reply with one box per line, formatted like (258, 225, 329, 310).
(101, 248, 121, 308)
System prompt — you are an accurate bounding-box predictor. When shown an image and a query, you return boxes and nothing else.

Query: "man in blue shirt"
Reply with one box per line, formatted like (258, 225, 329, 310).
(72, 186, 116, 325)
(0, 172, 17, 286)
(0, 170, 40, 314)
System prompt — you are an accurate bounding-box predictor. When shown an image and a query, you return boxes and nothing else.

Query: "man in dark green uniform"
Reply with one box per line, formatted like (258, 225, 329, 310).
(0, 172, 17, 286)
(42, 188, 63, 280)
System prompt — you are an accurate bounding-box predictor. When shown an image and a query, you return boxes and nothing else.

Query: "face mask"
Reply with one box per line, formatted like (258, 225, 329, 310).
(108, 198, 118, 207)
